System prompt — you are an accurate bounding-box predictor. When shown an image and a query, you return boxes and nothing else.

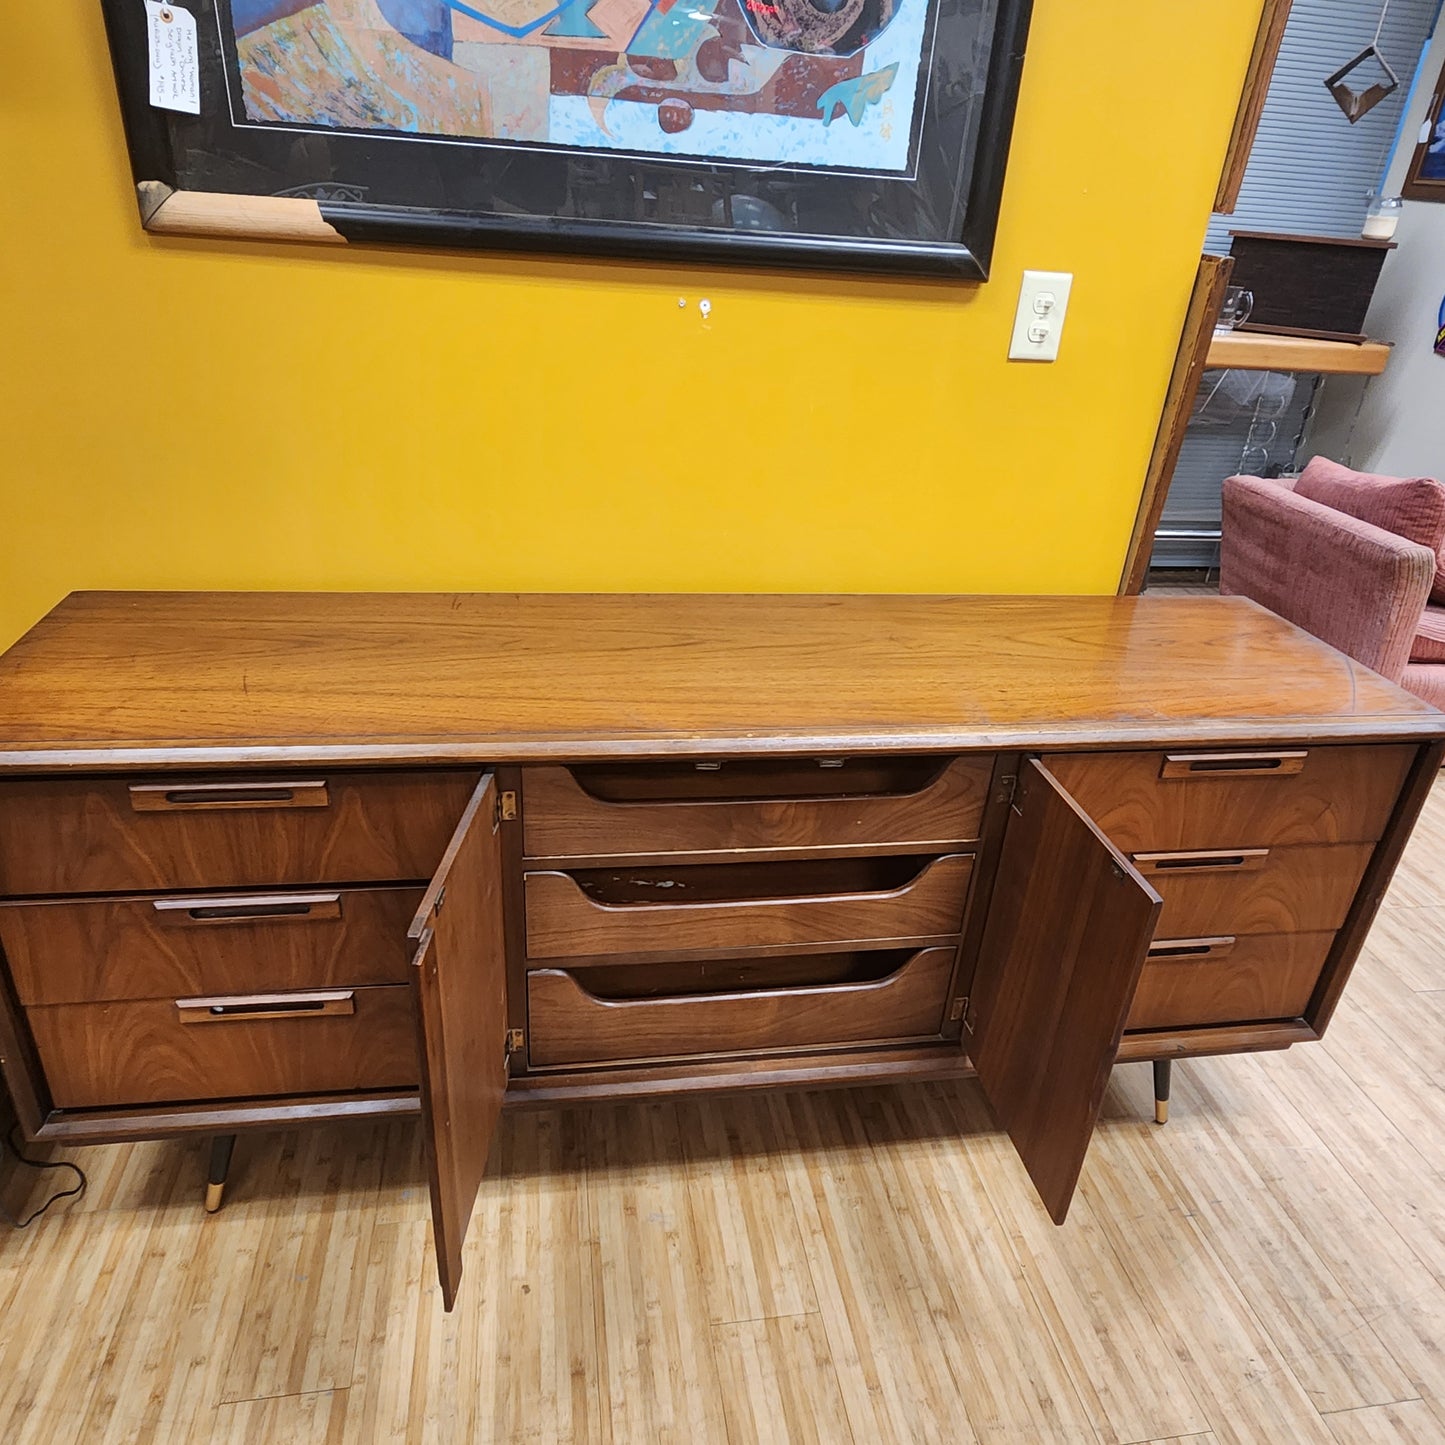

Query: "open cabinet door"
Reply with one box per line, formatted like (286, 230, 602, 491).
(409, 773, 510, 1311)
(967, 758, 1162, 1223)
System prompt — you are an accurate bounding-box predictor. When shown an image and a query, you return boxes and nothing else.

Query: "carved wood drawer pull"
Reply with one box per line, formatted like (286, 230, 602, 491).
(128, 780, 330, 811)
(1146, 936, 1237, 962)
(1131, 849, 1270, 875)
(152, 892, 343, 925)
(1160, 752, 1307, 779)
(175, 990, 356, 1023)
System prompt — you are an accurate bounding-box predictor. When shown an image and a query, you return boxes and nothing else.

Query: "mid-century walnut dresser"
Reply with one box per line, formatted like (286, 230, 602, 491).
(0, 592, 1439, 1309)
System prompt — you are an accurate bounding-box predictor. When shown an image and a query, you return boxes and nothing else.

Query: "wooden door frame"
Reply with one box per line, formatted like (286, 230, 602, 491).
(1118, 1, 1293, 595)
(1215, 0, 1295, 215)
(1118, 253, 1235, 596)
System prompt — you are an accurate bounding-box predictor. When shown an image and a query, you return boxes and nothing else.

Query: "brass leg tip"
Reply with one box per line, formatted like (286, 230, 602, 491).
(1154, 1099, 1169, 1125)
(204, 1181, 225, 1213)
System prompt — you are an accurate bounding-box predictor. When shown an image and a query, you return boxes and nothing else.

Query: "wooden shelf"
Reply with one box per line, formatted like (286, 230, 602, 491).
(1206, 331, 1391, 375)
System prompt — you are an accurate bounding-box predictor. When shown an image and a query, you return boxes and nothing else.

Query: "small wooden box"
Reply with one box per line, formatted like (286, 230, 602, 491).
(1228, 231, 1396, 343)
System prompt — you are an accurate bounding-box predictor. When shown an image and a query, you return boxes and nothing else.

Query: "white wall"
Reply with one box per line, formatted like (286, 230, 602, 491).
(1308, 23, 1445, 476)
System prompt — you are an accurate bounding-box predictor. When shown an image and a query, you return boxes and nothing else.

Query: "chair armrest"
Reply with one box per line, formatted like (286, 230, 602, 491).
(1220, 474, 1435, 681)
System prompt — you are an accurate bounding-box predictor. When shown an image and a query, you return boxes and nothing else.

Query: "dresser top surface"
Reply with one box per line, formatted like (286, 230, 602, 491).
(0, 591, 1439, 769)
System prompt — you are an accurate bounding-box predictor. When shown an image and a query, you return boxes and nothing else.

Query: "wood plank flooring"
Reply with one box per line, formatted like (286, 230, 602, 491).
(4, 781, 1445, 1443)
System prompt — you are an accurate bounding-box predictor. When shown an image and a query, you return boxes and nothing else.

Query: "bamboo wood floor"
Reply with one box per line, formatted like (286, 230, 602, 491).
(2, 781, 1444, 1444)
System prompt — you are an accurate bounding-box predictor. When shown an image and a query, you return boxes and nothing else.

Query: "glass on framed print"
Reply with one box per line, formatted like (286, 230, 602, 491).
(101, 0, 1034, 276)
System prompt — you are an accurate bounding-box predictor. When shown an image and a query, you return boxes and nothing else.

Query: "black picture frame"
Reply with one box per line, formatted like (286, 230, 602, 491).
(100, 0, 1033, 277)
(1402, 52, 1445, 203)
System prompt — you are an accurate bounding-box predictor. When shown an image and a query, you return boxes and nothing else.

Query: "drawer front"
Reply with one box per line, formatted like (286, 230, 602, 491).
(1125, 932, 1334, 1031)
(28, 985, 417, 1108)
(523, 854, 974, 961)
(1045, 745, 1413, 852)
(0, 885, 424, 1006)
(522, 756, 992, 862)
(0, 770, 480, 895)
(526, 946, 956, 1067)
(1137, 843, 1374, 938)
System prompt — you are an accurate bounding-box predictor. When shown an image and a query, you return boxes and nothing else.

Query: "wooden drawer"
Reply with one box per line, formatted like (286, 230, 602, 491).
(1133, 843, 1374, 938)
(0, 885, 424, 1006)
(28, 985, 418, 1108)
(526, 945, 956, 1066)
(0, 770, 480, 895)
(1125, 932, 1334, 1031)
(523, 854, 973, 961)
(522, 756, 992, 863)
(1045, 744, 1413, 852)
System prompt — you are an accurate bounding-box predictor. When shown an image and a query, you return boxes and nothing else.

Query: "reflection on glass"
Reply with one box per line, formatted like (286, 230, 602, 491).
(1215, 286, 1254, 335)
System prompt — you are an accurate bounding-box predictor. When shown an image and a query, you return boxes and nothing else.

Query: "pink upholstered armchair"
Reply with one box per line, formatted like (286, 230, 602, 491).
(1220, 457, 1445, 711)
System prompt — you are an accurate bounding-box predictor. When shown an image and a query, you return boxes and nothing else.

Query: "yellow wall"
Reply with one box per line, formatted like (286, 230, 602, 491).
(0, 3, 1262, 649)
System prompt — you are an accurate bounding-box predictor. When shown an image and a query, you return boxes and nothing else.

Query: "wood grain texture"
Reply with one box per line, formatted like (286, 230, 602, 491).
(711, 1316, 855, 1445)
(1204, 331, 1392, 374)
(1115, 1044, 1445, 1434)
(525, 757, 988, 867)
(521, 755, 991, 864)
(0, 885, 422, 1005)
(525, 947, 955, 1067)
(944, 1080, 1213, 1443)
(408, 776, 510, 1312)
(774, 1085, 1100, 1442)
(1120, 255, 1236, 595)
(583, 1101, 730, 1444)
(27, 985, 417, 1108)
(1107, 1067, 1414, 1417)
(1079, 1098, 1340, 1444)
(523, 854, 973, 960)
(140, 186, 346, 243)
(0, 770, 479, 895)
(1046, 744, 1414, 852)
(1306, 740, 1445, 1035)
(6, 770, 1445, 1445)
(1324, 1401, 1445, 1444)
(969, 759, 1161, 1223)
(1213, 0, 1294, 212)
(507, 1041, 974, 1105)
(1148, 842, 1373, 938)
(127, 778, 331, 810)
(0, 594, 1440, 772)
(1117, 1020, 1316, 1062)
(27, 1092, 420, 1144)
(676, 1097, 817, 1325)
(1126, 931, 1333, 1030)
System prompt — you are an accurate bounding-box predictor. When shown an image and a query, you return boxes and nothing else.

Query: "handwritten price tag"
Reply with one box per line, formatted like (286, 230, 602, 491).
(145, 2, 200, 115)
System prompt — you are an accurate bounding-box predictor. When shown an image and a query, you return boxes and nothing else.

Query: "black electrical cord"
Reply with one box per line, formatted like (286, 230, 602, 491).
(0, 1125, 86, 1227)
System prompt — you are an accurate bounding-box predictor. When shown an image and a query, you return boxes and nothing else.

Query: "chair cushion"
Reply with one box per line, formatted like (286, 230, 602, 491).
(1403, 662, 1445, 711)
(1413, 606, 1445, 663)
(1296, 457, 1445, 604)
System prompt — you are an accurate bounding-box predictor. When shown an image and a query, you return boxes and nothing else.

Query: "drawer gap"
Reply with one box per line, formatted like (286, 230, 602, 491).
(567, 855, 932, 906)
(565, 757, 949, 805)
(563, 948, 919, 1001)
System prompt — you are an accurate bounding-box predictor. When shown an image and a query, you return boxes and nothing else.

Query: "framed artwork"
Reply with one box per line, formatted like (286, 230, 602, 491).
(1403, 53, 1445, 202)
(100, 0, 1033, 277)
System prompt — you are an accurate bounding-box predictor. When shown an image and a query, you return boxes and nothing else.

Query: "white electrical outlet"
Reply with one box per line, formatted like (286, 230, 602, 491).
(1008, 270, 1074, 362)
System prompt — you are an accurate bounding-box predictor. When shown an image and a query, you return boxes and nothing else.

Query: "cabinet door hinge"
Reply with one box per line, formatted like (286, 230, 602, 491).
(505, 1027, 525, 1055)
(996, 773, 1018, 810)
(497, 790, 518, 824)
(949, 995, 968, 1022)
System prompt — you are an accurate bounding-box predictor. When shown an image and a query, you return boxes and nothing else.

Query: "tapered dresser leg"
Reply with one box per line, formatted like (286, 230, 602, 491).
(1153, 1059, 1172, 1125)
(205, 1134, 237, 1213)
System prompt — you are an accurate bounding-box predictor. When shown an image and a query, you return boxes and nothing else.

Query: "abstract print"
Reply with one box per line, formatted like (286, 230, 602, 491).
(228, 0, 930, 170)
